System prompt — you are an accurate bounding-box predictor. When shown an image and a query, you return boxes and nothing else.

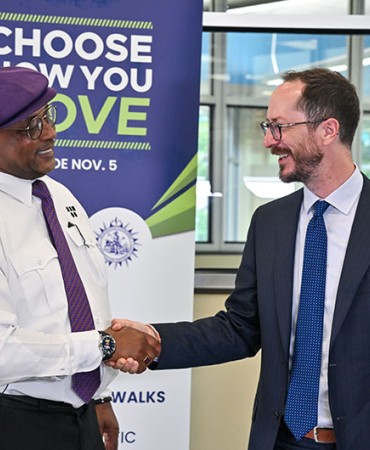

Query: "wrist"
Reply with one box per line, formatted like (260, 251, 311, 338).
(94, 396, 112, 405)
(147, 324, 161, 341)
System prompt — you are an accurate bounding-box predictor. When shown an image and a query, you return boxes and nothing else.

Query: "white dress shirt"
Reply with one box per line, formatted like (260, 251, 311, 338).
(0, 172, 116, 407)
(290, 165, 363, 428)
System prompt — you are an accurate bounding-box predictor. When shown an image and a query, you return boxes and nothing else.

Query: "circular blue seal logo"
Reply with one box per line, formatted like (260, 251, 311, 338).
(95, 217, 140, 268)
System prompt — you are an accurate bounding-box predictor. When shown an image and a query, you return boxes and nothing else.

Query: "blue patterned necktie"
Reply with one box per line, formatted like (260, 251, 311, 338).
(285, 200, 330, 441)
(32, 180, 100, 403)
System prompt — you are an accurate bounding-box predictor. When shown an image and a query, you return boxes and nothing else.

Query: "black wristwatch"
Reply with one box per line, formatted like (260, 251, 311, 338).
(98, 331, 116, 361)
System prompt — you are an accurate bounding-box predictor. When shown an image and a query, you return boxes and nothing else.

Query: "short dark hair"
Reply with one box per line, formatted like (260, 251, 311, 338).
(282, 68, 360, 147)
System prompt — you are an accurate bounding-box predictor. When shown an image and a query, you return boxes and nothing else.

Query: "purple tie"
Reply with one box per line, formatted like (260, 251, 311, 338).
(32, 180, 100, 403)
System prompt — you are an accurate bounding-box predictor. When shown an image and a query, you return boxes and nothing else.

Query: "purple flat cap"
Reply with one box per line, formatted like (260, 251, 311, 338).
(0, 66, 57, 128)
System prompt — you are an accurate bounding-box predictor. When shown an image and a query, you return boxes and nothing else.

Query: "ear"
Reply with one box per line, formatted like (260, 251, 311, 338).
(319, 118, 339, 145)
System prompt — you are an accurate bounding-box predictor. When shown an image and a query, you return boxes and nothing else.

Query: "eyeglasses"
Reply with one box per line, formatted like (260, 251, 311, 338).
(6, 104, 57, 140)
(260, 118, 327, 141)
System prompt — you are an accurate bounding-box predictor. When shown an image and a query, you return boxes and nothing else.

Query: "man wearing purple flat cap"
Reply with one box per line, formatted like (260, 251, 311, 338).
(0, 67, 161, 450)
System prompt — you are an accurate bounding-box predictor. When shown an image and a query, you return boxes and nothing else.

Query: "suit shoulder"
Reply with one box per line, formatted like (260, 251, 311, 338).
(254, 188, 303, 217)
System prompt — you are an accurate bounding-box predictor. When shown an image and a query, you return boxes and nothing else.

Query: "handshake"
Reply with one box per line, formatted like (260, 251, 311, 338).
(103, 319, 160, 374)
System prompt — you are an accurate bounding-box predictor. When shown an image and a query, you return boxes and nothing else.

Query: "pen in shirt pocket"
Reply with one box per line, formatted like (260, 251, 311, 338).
(68, 222, 90, 247)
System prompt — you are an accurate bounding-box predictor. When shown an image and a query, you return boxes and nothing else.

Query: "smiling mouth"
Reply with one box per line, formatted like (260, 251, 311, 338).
(37, 148, 53, 156)
(277, 154, 289, 160)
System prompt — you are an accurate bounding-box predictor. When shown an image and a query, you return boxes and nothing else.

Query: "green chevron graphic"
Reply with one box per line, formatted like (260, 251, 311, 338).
(146, 185, 196, 238)
(0, 12, 153, 29)
(152, 154, 197, 210)
(55, 139, 151, 150)
(145, 155, 198, 237)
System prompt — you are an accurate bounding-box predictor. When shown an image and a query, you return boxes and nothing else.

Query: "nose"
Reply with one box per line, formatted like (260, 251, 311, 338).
(263, 128, 278, 148)
(41, 119, 57, 140)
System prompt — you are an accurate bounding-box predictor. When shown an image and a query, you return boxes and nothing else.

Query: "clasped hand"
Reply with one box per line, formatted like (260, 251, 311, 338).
(104, 323, 161, 374)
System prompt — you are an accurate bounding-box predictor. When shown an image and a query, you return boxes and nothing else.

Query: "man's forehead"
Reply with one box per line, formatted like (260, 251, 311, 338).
(267, 81, 304, 120)
(273, 81, 303, 103)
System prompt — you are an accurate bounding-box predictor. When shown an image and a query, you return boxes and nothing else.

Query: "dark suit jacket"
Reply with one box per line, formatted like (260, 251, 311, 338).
(153, 174, 370, 450)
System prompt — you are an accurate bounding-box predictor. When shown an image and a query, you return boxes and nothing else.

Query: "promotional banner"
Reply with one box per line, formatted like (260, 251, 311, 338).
(0, 1, 202, 448)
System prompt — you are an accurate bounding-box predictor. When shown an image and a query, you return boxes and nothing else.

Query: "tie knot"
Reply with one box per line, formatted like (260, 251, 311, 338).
(314, 200, 329, 218)
(32, 179, 51, 201)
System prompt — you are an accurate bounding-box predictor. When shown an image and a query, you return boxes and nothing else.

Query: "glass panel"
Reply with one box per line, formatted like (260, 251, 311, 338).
(226, 32, 347, 98)
(222, 30, 348, 243)
(200, 33, 212, 96)
(196, 106, 211, 242)
(361, 113, 370, 176)
(364, 35, 370, 106)
(225, 107, 301, 242)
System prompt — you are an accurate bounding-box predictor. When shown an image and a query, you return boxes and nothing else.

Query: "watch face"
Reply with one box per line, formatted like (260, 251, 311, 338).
(100, 334, 116, 360)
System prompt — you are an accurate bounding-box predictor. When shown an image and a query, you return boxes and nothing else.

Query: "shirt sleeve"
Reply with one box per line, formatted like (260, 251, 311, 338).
(0, 180, 112, 390)
(0, 265, 103, 385)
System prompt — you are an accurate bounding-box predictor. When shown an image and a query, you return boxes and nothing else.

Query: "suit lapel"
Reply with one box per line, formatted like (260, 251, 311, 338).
(274, 189, 303, 357)
(330, 176, 370, 347)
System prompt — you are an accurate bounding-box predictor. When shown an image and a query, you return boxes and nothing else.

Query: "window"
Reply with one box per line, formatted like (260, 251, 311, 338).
(196, 11, 370, 252)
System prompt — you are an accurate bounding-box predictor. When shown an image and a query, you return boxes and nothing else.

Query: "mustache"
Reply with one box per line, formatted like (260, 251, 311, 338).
(43, 139, 55, 147)
(270, 146, 291, 156)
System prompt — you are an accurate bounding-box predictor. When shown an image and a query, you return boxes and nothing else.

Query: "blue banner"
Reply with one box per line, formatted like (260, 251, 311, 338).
(0, 1, 202, 234)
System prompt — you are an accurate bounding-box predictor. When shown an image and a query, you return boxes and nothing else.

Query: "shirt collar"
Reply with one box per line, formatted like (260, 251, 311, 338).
(0, 172, 48, 206)
(303, 164, 363, 216)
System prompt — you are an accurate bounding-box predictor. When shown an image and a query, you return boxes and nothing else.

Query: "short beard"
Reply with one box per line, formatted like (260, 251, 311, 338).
(277, 142, 324, 184)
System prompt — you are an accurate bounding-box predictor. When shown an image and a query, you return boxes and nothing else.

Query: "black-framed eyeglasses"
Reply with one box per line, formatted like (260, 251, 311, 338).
(6, 104, 57, 140)
(260, 118, 327, 141)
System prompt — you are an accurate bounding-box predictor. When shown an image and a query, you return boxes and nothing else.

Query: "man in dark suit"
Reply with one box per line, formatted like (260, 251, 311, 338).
(110, 68, 366, 449)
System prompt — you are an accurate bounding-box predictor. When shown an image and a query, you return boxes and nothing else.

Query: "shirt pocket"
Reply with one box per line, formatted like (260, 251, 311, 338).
(66, 222, 107, 288)
(9, 238, 66, 317)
